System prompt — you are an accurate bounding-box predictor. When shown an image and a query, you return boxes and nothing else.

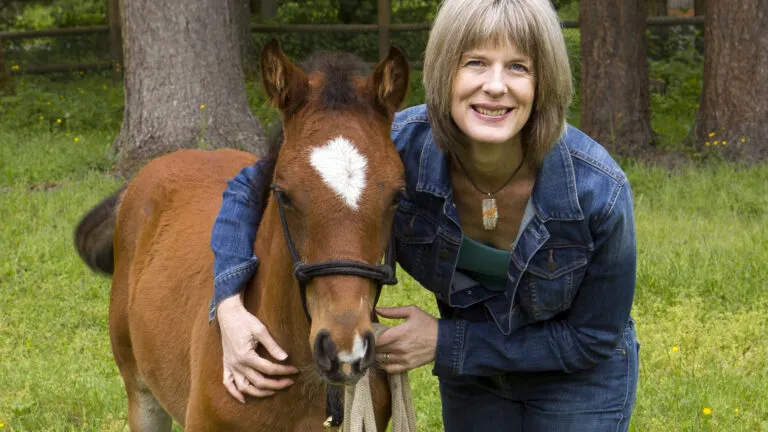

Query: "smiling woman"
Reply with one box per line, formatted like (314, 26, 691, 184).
(212, 1, 639, 431)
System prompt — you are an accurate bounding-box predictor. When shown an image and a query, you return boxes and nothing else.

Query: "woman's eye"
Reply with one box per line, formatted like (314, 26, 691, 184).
(509, 63, 529, 73)
(465, 60, 484, 67)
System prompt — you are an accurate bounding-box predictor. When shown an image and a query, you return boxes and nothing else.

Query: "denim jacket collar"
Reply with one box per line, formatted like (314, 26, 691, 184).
(415, 129, 583, 223)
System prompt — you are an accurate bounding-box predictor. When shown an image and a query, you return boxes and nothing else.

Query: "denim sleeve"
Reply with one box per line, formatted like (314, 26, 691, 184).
(208, 160, 270, 321)
(433, 183, 636, 376)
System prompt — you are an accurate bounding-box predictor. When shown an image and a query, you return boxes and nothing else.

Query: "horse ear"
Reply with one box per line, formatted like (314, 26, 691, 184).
(260, 39, 308, 114)
(368, 46, 410, 117)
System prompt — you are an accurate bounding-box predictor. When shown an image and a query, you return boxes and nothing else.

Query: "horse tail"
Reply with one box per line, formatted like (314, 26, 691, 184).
(74, 186, 126, 275)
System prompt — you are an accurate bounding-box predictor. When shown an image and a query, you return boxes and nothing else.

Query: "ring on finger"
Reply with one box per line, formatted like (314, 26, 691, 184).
(384, 352, 390, 362)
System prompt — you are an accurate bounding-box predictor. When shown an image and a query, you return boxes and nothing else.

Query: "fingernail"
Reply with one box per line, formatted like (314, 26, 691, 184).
(276, 351, 288, 361)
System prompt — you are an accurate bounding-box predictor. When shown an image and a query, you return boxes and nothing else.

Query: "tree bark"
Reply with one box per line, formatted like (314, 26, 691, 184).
(579, 0, 652, 157)
(114, 0, 266, 177)
(235, 0, 257, 77)
(694, 0, 768, 162)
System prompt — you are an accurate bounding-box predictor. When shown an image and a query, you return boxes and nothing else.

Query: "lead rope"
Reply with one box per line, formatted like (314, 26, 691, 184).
(325, 323, 417, 432)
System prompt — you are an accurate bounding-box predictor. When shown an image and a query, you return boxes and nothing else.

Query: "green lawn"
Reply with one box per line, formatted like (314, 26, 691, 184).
(1, 127, 766, 431)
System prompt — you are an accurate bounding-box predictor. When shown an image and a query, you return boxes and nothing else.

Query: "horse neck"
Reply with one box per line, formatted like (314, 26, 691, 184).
(246, 202, 313, 362)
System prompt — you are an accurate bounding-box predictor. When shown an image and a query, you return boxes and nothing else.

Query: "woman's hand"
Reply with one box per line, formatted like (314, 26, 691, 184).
(375, 306, 438, 374)
(217, 295, 299, 402)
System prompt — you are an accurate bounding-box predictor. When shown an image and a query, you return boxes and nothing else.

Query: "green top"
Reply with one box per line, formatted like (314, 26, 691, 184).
(456, 236, 510, 292)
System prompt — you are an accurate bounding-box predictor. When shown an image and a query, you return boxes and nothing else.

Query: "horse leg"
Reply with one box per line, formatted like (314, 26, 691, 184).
(110, 270, 172, 431)
(125, 377, 173, 432)
(112, 325, 173, 431)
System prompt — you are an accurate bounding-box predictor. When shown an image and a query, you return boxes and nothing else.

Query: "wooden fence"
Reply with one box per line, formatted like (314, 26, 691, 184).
(0, 0, 705, 76)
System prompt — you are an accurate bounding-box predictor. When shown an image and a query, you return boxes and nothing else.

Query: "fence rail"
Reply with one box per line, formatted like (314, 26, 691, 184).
(0, 15, 705, 76)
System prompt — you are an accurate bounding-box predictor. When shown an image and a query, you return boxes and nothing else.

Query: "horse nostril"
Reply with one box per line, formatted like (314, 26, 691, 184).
(360, 330, 376, 370)
(314, 329, 337, 373)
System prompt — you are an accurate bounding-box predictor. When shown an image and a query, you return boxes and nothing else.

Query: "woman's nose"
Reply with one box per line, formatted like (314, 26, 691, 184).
(483, 66, 508, 96)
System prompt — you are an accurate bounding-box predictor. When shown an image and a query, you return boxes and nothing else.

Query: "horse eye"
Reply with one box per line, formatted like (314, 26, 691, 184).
(273, 188, 294, 208)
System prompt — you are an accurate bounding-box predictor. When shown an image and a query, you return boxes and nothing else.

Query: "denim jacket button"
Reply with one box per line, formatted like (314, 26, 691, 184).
(439, 249, 449, 260)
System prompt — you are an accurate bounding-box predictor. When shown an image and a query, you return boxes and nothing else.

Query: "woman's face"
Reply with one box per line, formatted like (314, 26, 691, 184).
(450, 42, 535, 150)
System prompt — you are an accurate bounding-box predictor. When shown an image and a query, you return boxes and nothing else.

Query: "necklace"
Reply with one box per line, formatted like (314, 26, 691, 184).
(454, 155, 525, 230)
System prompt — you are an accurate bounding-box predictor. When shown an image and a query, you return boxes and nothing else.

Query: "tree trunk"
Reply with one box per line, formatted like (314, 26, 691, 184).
(235, 0, 257, 77)
(694, 0, 768, 162)
(114, 0, 266, 177)
(579, 1, 652, 157)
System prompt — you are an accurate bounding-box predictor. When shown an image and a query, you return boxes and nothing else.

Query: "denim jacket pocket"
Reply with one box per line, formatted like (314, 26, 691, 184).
(449, 271, 503, 308)
(520, 246, 588, 320)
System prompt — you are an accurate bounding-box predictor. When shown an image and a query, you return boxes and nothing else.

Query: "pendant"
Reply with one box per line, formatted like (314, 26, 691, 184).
(482, 197, 498, 230)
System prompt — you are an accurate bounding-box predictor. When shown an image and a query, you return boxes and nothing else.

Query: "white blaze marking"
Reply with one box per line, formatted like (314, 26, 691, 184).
(310, 137, 367, 210)
(337, 333, 367, 363)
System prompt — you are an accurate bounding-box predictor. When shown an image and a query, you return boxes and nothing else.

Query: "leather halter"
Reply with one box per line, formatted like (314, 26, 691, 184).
(270, 185, 398, 323)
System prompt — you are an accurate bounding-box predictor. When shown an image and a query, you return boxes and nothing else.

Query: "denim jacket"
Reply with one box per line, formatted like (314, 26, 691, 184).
(211, 104, 636, 378)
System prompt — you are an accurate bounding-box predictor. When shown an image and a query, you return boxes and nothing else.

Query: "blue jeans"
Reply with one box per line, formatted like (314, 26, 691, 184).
(439, 320, 639, 432)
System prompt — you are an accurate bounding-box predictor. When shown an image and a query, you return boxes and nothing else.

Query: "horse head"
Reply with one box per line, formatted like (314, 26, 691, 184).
(258, 40, 409, 384)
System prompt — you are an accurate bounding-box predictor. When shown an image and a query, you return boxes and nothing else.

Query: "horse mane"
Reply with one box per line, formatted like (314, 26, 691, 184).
(251, 123, 282, 217)
(251, 50, 374, 215)
(300, 51, 371, 110)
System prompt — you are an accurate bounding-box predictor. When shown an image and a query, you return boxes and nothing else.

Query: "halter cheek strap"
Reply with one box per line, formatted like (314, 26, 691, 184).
(271, 185, 398, 323)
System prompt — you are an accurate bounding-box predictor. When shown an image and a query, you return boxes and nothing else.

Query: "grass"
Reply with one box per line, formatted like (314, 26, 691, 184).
(1, 68, 766, 431)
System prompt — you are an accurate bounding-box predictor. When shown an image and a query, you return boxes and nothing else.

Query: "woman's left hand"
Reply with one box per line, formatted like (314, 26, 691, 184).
(375, 306, 438, 373)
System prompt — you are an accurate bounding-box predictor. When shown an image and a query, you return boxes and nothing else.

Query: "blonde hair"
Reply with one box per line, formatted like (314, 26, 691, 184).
(423, 0, 573, 164)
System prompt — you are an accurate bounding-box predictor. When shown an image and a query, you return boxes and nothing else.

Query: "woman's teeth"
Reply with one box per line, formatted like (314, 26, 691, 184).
(475, 107, 508, 116)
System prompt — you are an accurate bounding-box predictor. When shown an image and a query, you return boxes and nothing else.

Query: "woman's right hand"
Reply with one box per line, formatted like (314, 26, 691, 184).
(217, 295, 299, 402)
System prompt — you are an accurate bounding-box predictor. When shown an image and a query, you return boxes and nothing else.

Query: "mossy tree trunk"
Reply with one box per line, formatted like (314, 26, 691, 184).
(114, 0, 266, 177)
(693, 0, 768, 162)
(579, 0, 653, 157)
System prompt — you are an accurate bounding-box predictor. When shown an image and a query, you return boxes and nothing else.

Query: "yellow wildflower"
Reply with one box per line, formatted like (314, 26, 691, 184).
(672, 345, 680, 352)
(722, 140, 727, 146)
(713, 141, 719, 146)
(705, 142, 710, 147)
(740, 137, 746, 143)
(11, 65, 20, 71)
(708, 132, 716, 137)
(734, 408, 739, 413)
(200, 104, 206, 110)
(39, 116, 44, 120)
(56, 119, 62, 124)
(74, 137, 80, 142)
(702, 407, 712, 415)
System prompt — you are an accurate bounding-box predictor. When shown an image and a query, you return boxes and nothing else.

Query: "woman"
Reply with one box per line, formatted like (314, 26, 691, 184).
(211, 0, 639, 430)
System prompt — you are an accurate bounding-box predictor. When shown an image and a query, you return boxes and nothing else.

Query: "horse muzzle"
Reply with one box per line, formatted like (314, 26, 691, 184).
(313, 328, 376, 384)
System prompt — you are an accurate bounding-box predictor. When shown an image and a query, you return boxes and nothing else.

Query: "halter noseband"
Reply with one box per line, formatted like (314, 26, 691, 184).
(270, 185, 398, 322)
